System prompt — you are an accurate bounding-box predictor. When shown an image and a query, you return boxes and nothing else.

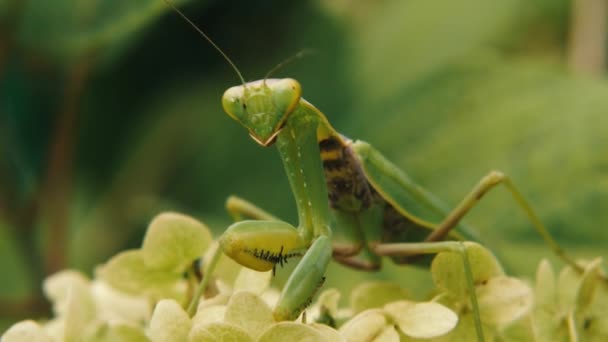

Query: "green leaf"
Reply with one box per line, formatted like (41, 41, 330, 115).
(142, 212, 212, 272)
(358, 56, 608, 257)
(431, 242, 503, 298)
(477, 276, 533, 326)
(188, 322, 253, 342)
(384, 301, 458, 339)
(339, 309, 387, 342)
(350, 281, 409, 314)
(224, 291, 274, 339)
(257, 322, 326, 342)
(96, 249, 186, 302)
(18, 0, 199, 63)
(352, 0, 521, 107)
(2, 320, 53, 342)
(148, 299, 191, 342)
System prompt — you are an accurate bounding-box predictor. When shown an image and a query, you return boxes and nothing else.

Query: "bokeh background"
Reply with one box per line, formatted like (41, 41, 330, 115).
(1, 0, 607, 331)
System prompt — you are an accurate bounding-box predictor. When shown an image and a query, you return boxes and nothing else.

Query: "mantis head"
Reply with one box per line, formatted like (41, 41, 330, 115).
(222, 78, 302, 147)
(162, 1, 304, 147)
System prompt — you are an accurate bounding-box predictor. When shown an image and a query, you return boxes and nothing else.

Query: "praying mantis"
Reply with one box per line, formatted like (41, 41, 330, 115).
(164, 2, 603, 341)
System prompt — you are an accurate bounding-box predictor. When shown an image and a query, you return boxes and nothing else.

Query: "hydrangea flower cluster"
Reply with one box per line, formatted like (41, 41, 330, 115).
(4, 212, 607, 341)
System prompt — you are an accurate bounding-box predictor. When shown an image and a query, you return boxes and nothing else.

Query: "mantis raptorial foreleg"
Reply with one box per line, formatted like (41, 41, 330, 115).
(217, 110, 335, 321)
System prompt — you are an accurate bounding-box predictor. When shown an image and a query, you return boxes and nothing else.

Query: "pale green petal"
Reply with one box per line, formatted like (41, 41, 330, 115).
(142, 212, 212, 272)
(89, 321, 150, 342)
(260, 289, 281, 309)
(2, 320, 53, 342)
(584, 316, 608, 341)
(535, 259, 555, 308)
(576, 257, 603, 314)
(309, 323, 345, 342)
(431, 314, 494, 342)
(339, 309, 387, 342)
(589, 270, 608, 317)
(108, 321, 150, 342)
(188, 322, 253, 342)
(43, 270, 92, 316)
(192, 305, 227, 327)
(350, 281, 409, 314)
(431, 242, 503, 299)
(204, 242, 243, 286)
(498, 316, 536, 342)
(148, 299, 191, 342)
(384, 301, 458, 339)
(477, 276, 533, 326)
(197, 293, 230, 312)
(96, 249, 186, 302)
(43, 318, 65, 342)
(91, 281, 151, 323)
(373, 325, 399, 342)
(64, 283, 97, 342)
(316, 288, 341, 317)
(233, 267, 272, 295)
(557, 265, 582, 312)
(224, 291, 274, 339)
(257, 322, 326, 342)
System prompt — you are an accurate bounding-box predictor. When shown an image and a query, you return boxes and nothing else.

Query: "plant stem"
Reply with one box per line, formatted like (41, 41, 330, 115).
(187, 245, 222, 316)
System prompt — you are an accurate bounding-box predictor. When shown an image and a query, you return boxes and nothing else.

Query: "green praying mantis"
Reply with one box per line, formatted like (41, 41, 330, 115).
(164, 2, 605, 341)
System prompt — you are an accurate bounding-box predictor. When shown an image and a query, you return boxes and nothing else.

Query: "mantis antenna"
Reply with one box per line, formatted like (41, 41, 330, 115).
(263, 49, 316, 82)
(163, 0, 247, 86)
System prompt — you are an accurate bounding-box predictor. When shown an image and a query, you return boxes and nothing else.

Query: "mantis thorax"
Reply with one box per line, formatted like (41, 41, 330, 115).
(222, 78, 302, 146)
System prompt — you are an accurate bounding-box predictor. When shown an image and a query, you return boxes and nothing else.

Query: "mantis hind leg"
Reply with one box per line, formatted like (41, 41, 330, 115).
(424, 170, 598, 279)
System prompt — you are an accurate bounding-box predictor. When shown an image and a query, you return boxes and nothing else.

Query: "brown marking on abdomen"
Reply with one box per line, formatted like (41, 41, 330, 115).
(319, 136, 373, 211)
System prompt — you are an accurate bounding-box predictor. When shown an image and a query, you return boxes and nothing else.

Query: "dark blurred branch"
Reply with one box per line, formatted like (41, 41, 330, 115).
(42, 59, 91, 274)
(0, 0, 26, 224)
(0, 0, 28, 78)
(0, 296, 50, 320)
(568, 0, 607, 76)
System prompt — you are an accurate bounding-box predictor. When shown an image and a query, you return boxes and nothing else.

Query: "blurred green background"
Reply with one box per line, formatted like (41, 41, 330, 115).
(1, 0, 608, 330)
